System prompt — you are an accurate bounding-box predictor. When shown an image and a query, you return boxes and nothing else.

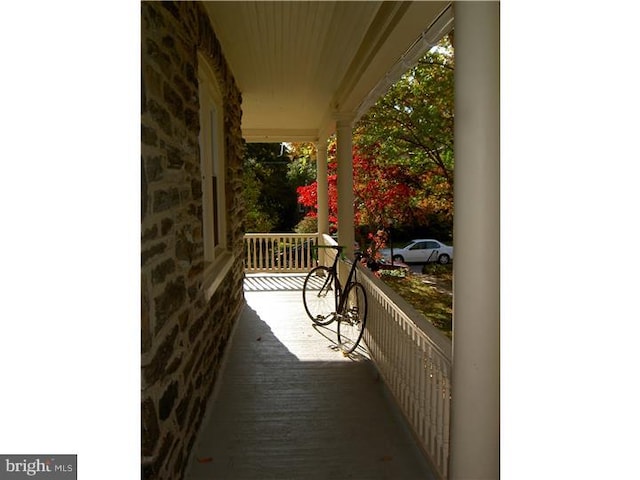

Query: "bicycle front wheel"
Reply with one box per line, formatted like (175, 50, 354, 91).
(302, 266, 340, 325)
(337, 282, 367, 354)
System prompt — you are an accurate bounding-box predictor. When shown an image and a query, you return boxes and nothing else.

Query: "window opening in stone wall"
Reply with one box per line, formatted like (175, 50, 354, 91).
(198, 53, 227, 265)
(210, 107, 221, 249)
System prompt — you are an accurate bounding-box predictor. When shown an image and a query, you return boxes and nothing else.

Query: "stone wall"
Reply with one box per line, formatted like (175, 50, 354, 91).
(141, 2, 245, 479)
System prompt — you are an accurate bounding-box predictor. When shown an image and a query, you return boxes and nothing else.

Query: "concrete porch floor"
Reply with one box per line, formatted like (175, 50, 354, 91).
(184, 275, 437, 480)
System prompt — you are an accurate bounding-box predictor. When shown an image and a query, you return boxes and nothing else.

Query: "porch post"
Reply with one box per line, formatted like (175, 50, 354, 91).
(316, 136, 329, 239)
(449, 2, 500, 480)
(336, 117, 355, 259)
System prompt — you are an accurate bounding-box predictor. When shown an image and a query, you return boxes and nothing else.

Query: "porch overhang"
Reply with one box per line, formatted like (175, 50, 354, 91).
(203, 1, 453, 143)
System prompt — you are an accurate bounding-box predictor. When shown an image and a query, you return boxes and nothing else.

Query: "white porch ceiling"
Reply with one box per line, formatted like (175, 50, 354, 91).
(203, 1, 452, 143)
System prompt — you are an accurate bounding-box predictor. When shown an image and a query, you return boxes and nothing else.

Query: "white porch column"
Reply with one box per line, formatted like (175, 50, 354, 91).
(336, 118, 355, 259)
(316, 137, 329, 239)
(450, 2, 500, 480)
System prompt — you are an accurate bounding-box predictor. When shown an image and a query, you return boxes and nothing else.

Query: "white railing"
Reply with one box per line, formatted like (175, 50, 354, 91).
(244, 232, 452, 478)
(244, 233, 320, 273)
(357, 264, 452, 480)
(321, 233, 451, 477)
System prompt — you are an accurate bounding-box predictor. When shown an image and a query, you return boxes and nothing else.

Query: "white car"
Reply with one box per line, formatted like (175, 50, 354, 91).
(379, 239, 453, 265)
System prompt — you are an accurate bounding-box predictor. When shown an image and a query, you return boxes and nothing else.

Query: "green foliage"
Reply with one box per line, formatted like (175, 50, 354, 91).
(287, 143, 317, 186)
(421, 262, 453, 277)
(382, 272, 452, 337)
(243, 142, 315, 232)
(251, 38, 455, 239)
(354, 36, 454, 235)
(294, 215, 317, 234)
(243, 164, 276, 232)
(379, 268, 407, 279)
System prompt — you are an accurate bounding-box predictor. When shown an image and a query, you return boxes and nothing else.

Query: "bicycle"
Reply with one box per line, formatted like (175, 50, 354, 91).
(302, 245, 368, 354)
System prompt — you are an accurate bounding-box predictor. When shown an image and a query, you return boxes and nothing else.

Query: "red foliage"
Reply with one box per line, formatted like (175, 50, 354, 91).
(296, 168, 339, 227)
(297, 145, 420, 228)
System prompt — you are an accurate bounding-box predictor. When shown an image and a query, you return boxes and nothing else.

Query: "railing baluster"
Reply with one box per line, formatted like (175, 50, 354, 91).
(293, 235, 297, 270)
(243, 233, 319, 273)
(242, 233, 451, 478)
(269, 237, 275, 271)
(355, 263, 452, 480)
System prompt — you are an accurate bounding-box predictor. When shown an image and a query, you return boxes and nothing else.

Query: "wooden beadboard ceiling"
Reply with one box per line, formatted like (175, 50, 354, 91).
(203, 1, 450, 142)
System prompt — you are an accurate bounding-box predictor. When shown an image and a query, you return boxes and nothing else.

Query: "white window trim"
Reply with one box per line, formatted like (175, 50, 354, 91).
(198, 52, 231, 300)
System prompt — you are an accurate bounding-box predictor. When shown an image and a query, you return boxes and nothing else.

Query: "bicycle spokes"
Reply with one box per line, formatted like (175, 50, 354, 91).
(302, 265, 340, 326)
(337, 282, 367, 354)
(302, 246, 368, 352)
(317, 285, 332, 298)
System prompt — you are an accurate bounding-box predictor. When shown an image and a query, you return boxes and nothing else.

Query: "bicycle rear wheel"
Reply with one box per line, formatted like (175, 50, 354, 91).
(337, 282, 367, 354)
(302, 266, 340, 325)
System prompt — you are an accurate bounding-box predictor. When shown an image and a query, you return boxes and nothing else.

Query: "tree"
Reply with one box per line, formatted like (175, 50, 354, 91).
(286, 143, 317, 187)
(296, 141, 419, 234)
(243, 142, 316, 232)
(243, 163, 276, 232)
(296, 142, 338, 232)
(296, 36, 455, 240)
(355, 35, 454, 234)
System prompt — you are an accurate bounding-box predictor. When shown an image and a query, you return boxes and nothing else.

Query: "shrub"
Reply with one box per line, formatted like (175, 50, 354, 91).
(294, 215, 317, 234)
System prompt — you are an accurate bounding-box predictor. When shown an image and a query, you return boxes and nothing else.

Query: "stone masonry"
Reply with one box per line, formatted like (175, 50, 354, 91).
(141, 2, 245, 479)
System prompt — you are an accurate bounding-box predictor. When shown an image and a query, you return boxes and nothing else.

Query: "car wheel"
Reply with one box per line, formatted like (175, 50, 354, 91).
(438, 254, 450, 265)
(392, 255, 404, 263)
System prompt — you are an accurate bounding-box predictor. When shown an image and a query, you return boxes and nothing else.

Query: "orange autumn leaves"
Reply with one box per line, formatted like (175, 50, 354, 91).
(296, 145, 452, 232)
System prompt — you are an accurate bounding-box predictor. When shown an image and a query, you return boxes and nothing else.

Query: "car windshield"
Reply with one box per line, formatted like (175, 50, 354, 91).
(401, 242, 415, 249)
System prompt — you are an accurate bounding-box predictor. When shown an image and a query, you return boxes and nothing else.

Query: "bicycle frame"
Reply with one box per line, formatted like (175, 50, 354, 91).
(304, 245, 370, 354)
(314, 245, 364, 316)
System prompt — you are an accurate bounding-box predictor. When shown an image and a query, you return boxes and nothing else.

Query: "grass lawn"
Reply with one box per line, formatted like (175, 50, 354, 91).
(379, 263, 453, 338)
